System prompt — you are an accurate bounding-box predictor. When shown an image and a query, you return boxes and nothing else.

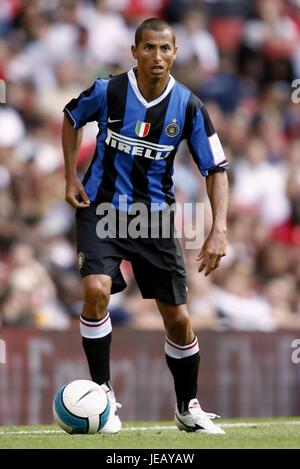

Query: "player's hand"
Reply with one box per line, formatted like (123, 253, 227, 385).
(196, 229, 227, 276)
(65, 176, 90, 209)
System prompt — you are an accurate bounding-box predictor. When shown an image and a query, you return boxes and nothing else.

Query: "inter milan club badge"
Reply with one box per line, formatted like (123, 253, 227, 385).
(78, 252, 85, 270)
(165, 118, 180, 137)
(135, 120, 151, 137)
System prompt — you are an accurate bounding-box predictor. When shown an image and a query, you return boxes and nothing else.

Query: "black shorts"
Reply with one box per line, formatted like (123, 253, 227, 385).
(75, 203, 187, 305)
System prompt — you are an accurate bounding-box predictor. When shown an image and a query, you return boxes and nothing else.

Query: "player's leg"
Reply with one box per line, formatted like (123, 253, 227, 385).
(76, 204, 125, 389)
(80, 274, 112, 387)
(76, 205, 126, 433)
(157, 301, 224, 434)
(80, 273, 122, 433)
(156, 301, 200, 412)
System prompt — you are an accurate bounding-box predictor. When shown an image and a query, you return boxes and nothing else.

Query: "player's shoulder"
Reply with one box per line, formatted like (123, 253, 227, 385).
(95, 71, 128, 85)
(92, 71, 128, 97)
(174, 78, 204, 110)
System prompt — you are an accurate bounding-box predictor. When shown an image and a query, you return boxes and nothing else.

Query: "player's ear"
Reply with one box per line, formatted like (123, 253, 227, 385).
(173, 46, 177, 60)
(131, 45, 137, 60)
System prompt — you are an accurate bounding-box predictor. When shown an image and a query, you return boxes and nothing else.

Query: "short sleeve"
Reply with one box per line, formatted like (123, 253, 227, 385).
(186, 96, 228, 176)
(63, 79, 106, 128)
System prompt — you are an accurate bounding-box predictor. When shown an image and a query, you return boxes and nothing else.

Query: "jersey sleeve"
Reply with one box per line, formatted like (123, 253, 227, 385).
(63, 79, 106, 128)
(185, 95, 228, 176)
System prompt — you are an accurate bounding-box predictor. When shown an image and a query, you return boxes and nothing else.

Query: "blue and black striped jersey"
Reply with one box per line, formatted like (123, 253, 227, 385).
(64, 68, 228, 210)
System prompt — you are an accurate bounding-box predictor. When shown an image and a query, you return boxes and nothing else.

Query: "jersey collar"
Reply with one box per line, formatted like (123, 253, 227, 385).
(128, 68, 175, 109)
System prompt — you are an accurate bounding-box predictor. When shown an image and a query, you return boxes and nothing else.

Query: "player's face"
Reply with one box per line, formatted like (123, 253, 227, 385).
(131, 28, 177, 81)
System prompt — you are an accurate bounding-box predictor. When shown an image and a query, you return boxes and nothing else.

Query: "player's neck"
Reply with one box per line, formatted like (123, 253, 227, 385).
(135, 69, 170, 102)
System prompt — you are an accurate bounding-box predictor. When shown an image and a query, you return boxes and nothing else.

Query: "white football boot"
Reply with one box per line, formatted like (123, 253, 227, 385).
(175, 398, 225, 434)
(99, 384, 122, 434)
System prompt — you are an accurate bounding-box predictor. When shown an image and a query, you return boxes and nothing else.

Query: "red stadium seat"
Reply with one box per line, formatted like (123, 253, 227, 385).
(210, 18, 245, 53)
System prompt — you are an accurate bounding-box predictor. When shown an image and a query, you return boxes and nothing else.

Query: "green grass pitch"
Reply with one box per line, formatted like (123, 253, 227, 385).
(0, 418, 300, 449)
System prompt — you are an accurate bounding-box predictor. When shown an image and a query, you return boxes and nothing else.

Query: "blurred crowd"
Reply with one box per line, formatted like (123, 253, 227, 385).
(1, 0, 300, 331)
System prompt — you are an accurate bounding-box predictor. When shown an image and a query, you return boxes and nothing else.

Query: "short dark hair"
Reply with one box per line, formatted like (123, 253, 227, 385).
(135, 17, 175, 46)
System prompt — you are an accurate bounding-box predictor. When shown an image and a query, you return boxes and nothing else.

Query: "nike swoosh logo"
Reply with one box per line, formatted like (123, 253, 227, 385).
(108, 117, 122, 123)
(75, 388, 95, 404)
(176, 415, 205, 431)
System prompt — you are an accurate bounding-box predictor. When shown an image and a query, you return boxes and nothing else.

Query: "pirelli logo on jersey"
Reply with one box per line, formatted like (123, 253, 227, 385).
(105, 128, 174, 160)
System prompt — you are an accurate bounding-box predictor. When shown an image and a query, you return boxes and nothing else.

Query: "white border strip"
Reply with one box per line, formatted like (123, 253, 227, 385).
(1, 421, 300, 435)
(64, 108, 77, 128)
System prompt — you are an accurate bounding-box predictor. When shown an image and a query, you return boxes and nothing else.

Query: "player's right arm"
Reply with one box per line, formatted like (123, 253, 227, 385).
(62, 79, 106, 209)
(62, 116, 90, 209)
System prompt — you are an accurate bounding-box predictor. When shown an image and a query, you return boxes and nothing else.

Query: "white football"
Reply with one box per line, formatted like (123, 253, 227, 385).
(53, 379, 110, 434)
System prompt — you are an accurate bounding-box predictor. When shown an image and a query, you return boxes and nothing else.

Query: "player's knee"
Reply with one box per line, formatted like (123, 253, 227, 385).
(173, 311, 191, 329)
(165, 311, 192, 345)
(165, 309, 191, 332)
(83, 276, 111, 313)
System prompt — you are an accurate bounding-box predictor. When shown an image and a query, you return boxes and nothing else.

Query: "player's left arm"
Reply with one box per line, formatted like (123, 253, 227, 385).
(185, 96, 229, 275)
(197, 170, 228, 276)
